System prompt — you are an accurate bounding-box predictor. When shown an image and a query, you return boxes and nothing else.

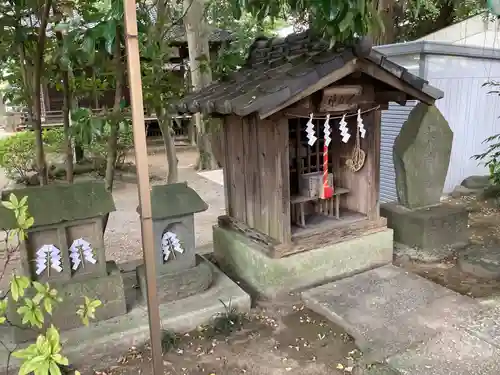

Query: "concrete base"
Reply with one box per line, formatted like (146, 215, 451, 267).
(381, 202, 469, 251)
(8, 261, 127, 343)
(136, 256, 213, 304)
(213, 225, 394, 299)
(0, 256, 251, 374)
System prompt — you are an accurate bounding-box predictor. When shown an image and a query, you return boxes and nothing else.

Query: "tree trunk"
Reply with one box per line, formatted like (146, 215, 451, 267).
(53, 10, 74, 183)
(157, 109, 178, 183)
(373, 0, 397, 45)
(183, 0, 218, 171)
(102, 26, 125, 232)
(61, 70, 74, 183)
(104, 25, 124, 193)
(33, 0, 52, 185)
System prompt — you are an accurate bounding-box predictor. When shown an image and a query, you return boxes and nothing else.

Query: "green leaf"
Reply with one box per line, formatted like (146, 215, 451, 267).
(1, 201, 15, 210)
(89, 299, 102, 309)
(10, 275, 30, 301)
(33, 281, 47, 293)
(9, 193, 19, 207)
(46, 325, 61, 352)
(44, 298, 53, 315)
(32, 360, 50, 375)
(12, 344, 39, 359)
(19, 195, 28, 207)
(52, 353, 69, 366)
(339, 11, 354, 33)
(48, 361, 62, 375)
(18, 355, 46, 375)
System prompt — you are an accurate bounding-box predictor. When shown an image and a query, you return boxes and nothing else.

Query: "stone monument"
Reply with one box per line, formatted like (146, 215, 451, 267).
(136, 182, 213, 303)
(381, 103, 469, 255)
(0, 181, 127, 343)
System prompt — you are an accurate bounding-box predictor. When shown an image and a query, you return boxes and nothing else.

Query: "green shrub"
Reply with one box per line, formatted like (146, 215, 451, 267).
(85, 119, 134, 173)
(0, 129, 65, 181)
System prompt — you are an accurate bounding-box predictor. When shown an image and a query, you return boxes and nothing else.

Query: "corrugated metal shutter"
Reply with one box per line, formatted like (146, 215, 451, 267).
(380, 101, 418, 203)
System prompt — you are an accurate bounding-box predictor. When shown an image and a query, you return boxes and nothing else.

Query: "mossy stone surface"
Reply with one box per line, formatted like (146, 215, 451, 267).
(1, 181, 115, 229)
(143, 182, 208, 220)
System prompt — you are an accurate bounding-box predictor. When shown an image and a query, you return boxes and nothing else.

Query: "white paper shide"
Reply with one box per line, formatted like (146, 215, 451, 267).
(305, 113, 317, 146)
(357, 109, 366, 138)
(35, 244, 63, 275)
(69, 238, 97, 270)
(161, 231, 184, 262)
(339, 114, 351, 143)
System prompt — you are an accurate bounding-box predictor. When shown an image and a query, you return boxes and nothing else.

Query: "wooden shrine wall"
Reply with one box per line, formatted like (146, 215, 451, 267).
(222, 114, 291, 243)
(333, 110, 381, 220)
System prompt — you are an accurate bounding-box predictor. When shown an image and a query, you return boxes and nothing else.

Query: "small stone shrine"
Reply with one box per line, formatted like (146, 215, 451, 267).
(0, 181, 127, 343)
(136, 182, 213, 303)
(381, 103, 469, 254)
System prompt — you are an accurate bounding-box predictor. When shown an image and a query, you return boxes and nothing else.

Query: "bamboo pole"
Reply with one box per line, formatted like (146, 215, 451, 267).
(123, 0, 163, 373)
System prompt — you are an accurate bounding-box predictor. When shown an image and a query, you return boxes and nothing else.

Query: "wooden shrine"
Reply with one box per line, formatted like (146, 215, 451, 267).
(174, 31, 443, 260)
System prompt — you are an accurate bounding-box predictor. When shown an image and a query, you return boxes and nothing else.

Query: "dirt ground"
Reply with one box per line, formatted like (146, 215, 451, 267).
(395, 195, 500, 298)
(95, 295, 359, 375)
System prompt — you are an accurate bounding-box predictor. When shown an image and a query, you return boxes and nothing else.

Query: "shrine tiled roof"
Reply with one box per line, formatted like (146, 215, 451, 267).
(174, 30, 444, 119)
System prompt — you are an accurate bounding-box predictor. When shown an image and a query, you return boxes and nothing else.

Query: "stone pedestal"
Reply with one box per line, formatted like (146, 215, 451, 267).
(136, 257, 213, 303)
(136, 182, 213, 304)
(381, 202, 469, 251)
(9, 261, 126, 343)
(213, 225, 393, 299)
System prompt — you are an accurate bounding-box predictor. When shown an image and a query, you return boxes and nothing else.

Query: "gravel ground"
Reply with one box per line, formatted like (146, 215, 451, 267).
(105, 149, 225, 264)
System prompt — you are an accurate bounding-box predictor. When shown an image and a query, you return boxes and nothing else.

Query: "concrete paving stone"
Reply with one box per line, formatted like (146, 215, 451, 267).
(301, 265, 453, 348)
(387, 328, 500, 375)
(464, 306, 500, 348)
(413, 293, 484, 332)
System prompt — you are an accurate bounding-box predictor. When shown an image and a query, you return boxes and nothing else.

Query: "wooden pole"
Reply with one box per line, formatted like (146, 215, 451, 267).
(123, 0, 163, 373)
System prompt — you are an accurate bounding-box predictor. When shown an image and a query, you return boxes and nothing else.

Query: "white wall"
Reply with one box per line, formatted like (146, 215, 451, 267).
(420, 14, 500, 49)
(425, 54, 500, 191)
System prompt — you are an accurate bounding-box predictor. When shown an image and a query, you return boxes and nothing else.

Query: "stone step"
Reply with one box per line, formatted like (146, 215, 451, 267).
(301, 265, 500, 374)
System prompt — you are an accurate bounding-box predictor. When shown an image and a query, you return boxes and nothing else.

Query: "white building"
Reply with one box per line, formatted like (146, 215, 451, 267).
(376, 13, 500, 202)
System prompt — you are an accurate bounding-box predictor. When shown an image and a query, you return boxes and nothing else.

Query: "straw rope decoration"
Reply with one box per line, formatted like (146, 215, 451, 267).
(346, 109, 366, 172)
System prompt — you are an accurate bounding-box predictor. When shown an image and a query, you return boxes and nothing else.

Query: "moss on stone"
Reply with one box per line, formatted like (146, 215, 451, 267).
(1, 181, 115, 228)
(141, 182, 208, 220)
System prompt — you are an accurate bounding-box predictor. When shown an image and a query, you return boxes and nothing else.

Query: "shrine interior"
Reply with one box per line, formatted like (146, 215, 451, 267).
(288, 115, 368, 237)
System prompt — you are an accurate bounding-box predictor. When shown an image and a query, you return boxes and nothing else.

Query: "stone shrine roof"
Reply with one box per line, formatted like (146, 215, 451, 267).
(174, 31, 444, 118)
(144, 182, 208, 220)
(0, 181, 116, 229)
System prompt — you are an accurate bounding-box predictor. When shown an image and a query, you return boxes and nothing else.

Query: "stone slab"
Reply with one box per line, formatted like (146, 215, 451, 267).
(387, 329, 500, 375)
(381, 202, 469, 250)
(8, 261, 127, 343)
(458, 246, 500, 280)
(464, 306, 500, 348)
(461, 175, 490, 190)
(136, 256, 213, 304)
(213, 225, 393, 299)
(0, 256, 251, 374)
(301, 265, 453, 348)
